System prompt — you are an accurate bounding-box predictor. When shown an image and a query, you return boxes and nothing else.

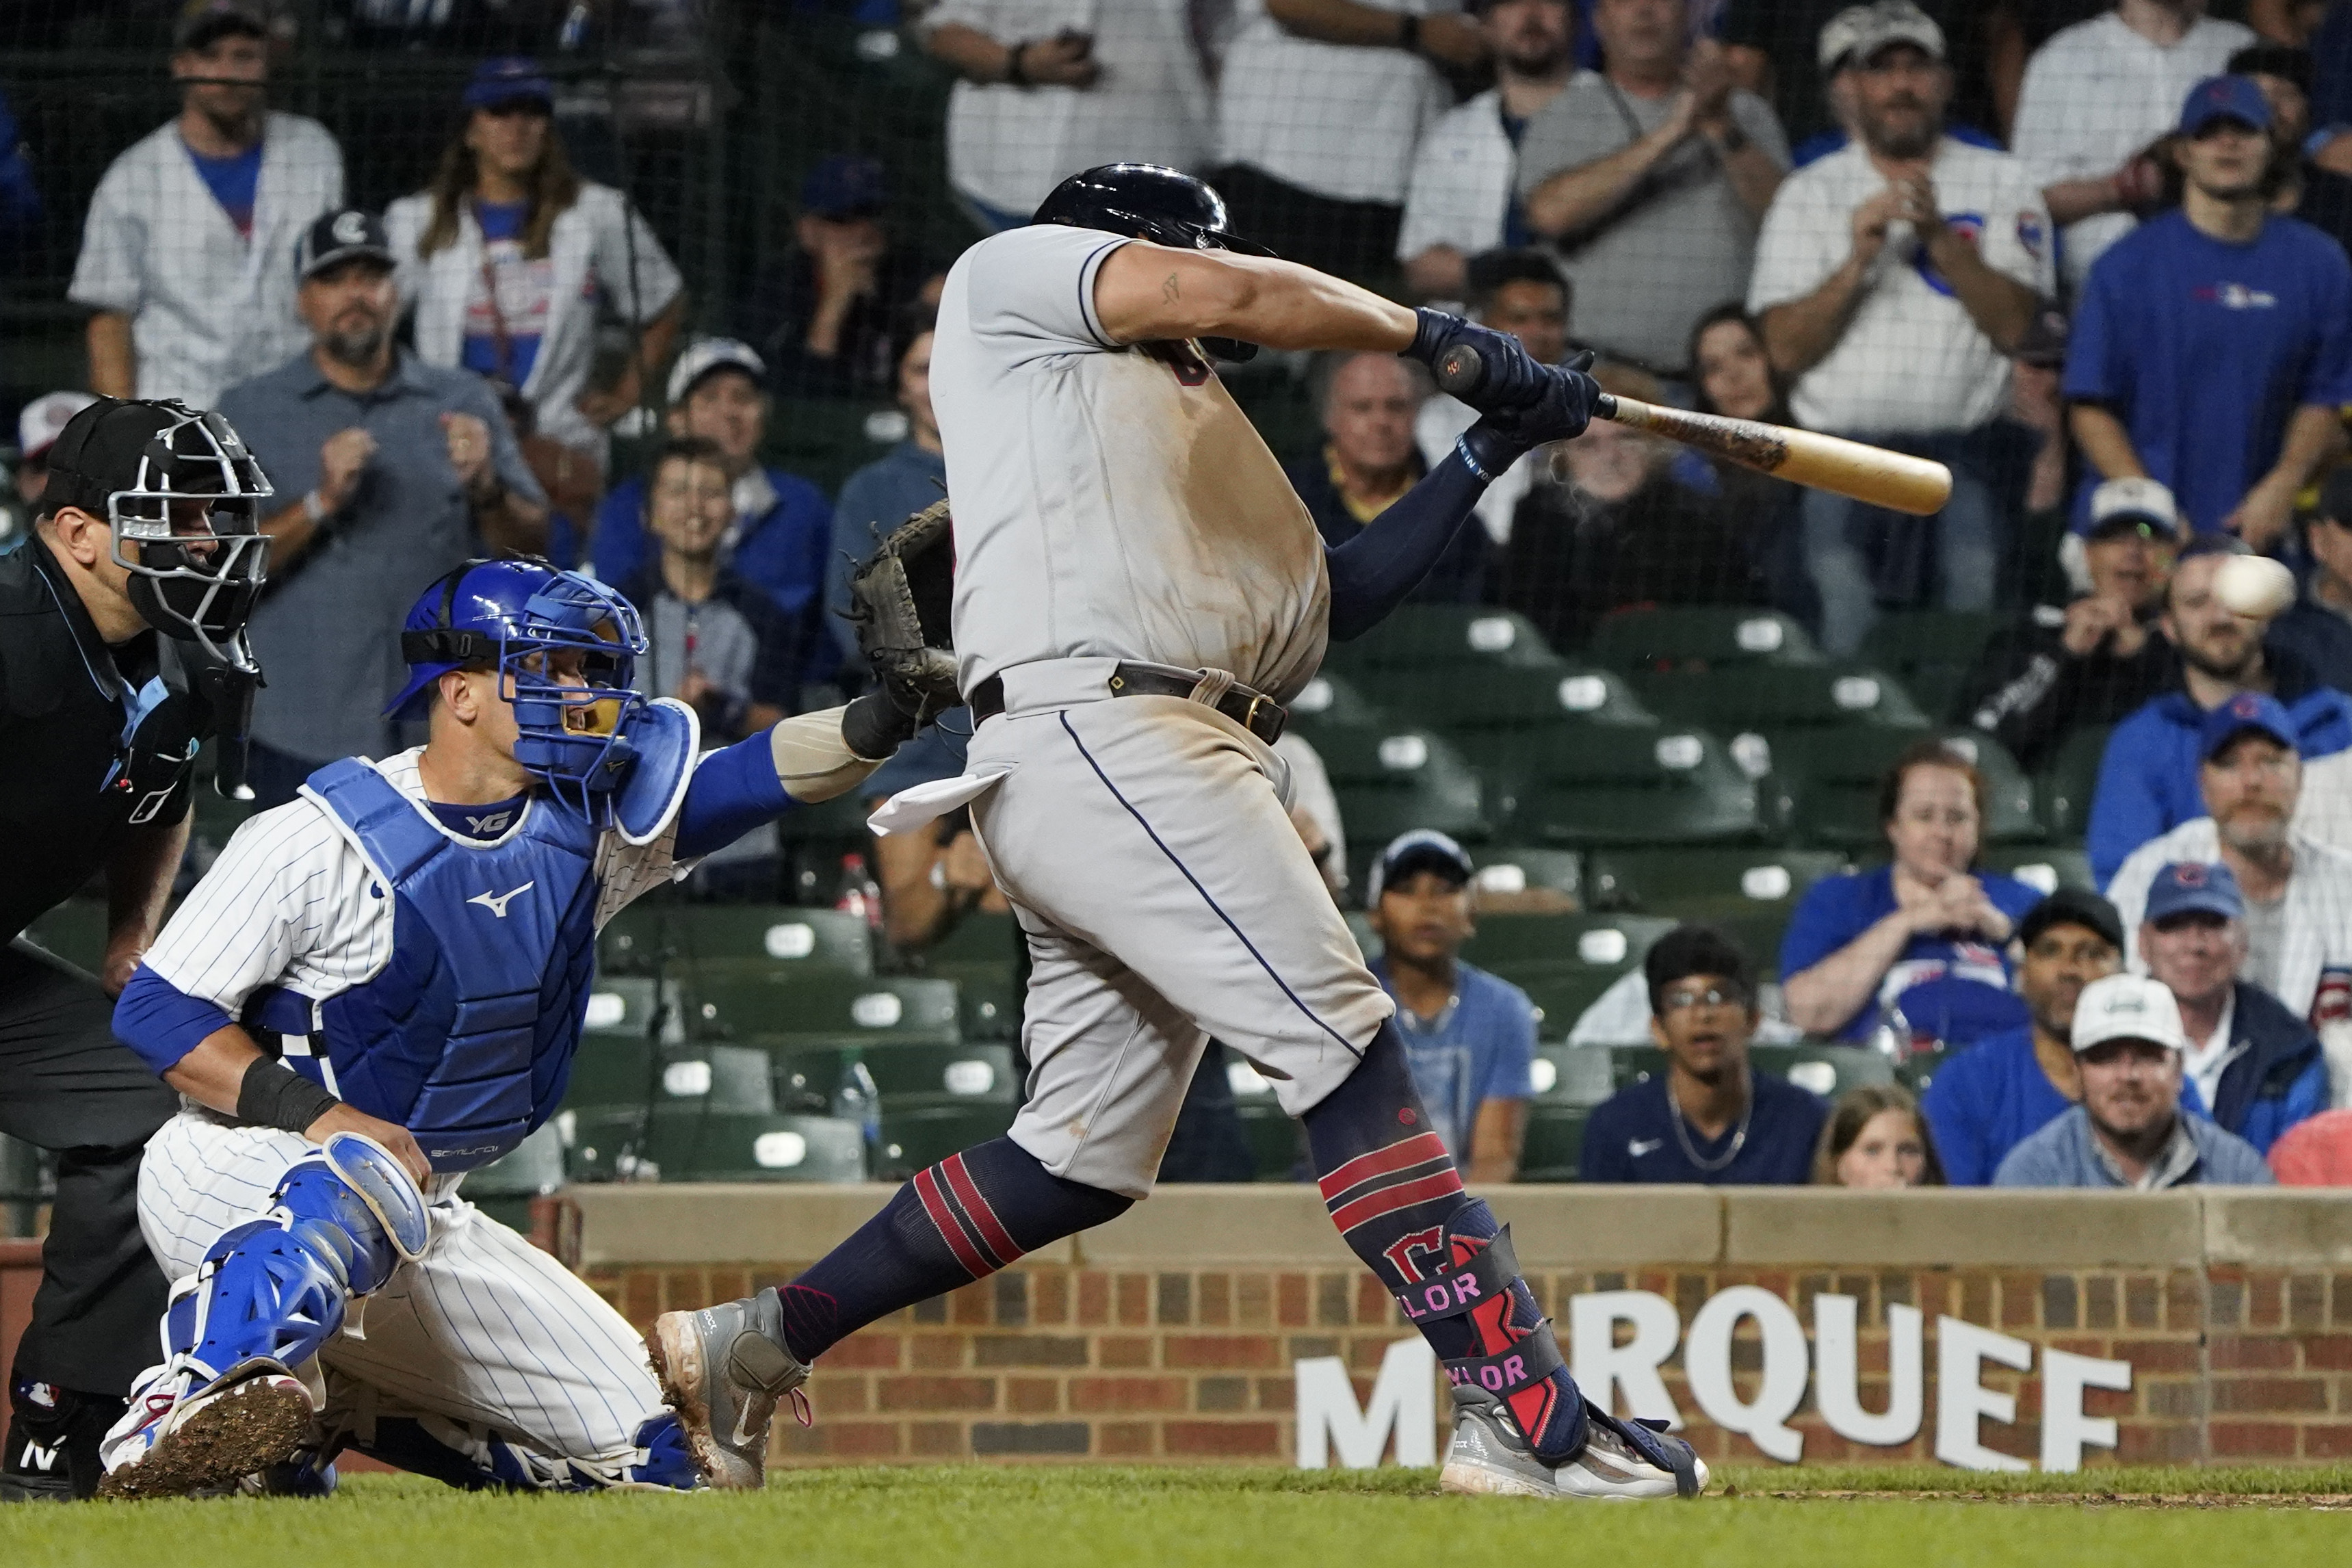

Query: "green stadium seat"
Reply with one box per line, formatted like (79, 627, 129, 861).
(563, 1033, 657, 1110)
(1584, 846, 1848, 917)
(1516, 1106, 1591, 1182)
(1385, 662, 1656, 734)
(1768, 728, 2039, 850)
(1455, 722, 1764, 846)
(1467, 847, 1584, 906)
(1225, 1055, 1305, 1181)
(1635, 660, 1931, 735)
(923, 909, 1019, 967)
(2036, 724, 2112, 841)
(1464, 915, 1677, 1033)
(579, 974, 680, 1045)
(672, 906, 873, 974)
(1530, 1043, 1615, 1105)
(690, 973, 961, 1045)
(1316, 724, 1490, 844)
(638, 1108, 870, 1183)
(1320, 604, 1565, 679)
(1281, 668, 1394, 741)
(465, 1123, 569, 1232)
(1858, 610, 2001, 720)
(1585, 605, 1822, 673)
(1610, 1042, 1894, 1101)
(1980, 846, 2095, 895)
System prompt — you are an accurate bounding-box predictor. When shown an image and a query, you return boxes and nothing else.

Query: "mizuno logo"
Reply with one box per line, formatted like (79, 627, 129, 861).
(467, 882, 534, 918)
(1628, 1138, 1664, 1158)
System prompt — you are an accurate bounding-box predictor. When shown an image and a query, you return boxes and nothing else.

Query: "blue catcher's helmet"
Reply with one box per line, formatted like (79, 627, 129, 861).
(383, 558, 651, 814)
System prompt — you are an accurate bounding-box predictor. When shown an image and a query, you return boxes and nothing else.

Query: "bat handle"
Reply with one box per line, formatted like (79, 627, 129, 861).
(1434, 343, 1484, 397)
(1593, 392, 1618, 422)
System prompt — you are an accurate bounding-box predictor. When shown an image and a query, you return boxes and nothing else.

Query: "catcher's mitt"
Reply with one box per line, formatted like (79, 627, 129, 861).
(847, 497, 960, 722)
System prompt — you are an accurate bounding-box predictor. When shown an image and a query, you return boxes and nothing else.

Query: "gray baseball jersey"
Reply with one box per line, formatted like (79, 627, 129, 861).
(932, 224, 1330, 701)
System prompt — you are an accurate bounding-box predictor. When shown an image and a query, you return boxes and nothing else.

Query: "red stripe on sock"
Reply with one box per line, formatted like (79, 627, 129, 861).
(913, 1166, 992, 1279)
(940, 1154, 1021, 1270)
(1318, 1132, 1451, 1203)
(1329, 1168, 1467, 1233)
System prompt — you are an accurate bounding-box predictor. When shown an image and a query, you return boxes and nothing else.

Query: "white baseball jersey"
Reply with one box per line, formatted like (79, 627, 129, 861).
(142, 747, 688, 1026)
(935, 223, 1329, 700)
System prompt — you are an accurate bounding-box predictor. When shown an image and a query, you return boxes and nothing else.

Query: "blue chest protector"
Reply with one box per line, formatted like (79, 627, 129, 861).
(250, 759, 601, 1171)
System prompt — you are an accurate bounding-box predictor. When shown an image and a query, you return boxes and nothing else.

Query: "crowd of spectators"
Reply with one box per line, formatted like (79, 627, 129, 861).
(12, 0, 2352, 1189)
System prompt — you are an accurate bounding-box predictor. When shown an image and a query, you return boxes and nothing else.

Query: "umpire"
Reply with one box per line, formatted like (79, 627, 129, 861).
(0, 397, 271, 1500)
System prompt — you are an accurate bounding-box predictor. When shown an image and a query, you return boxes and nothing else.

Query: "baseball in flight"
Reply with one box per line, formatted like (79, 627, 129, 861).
(2214, 555, 2297, 620)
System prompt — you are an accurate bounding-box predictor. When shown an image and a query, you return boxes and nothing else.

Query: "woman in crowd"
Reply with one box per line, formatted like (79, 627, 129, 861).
(1491, 363, 1763, 649)
(1811, 1084, 1945, 1188)
(1779, 739, 2043, 1048)
(385, 57, 685, 495)
(1688, 303, 1816, 629)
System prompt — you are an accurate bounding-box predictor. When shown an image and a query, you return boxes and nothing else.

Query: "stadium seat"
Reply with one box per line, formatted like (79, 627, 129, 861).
(1468, 847, 1584, 908)
(1, 1132, 47, 1237)
(634, 1108, 870, 1184)
(463, 1122, 568, 1233)
(1385, 662, 1656, 735)
(1225, 1055, 1305, 1182)
(1464, 915, 1677, 1032)
(578, 974, 680, 1045)
(689, 972, 961, 1046)
(922, 909, 1019, 967)
(1281, 668, 1394, 742)
(1314, 724, 1490, 844)
(1455, 722, 1764, 846)
(1768, 728, 2039, 850)
(1635, 660, 1931, 735)
(1584, 605, 1822, 674)
(2036, 724, 2113, 841)
(672, 905, 874, 975)
(1610, 1042, 1894, 1101)
(1584, 846, 1848, 918)
(1858, 610, 2000, 720)
(1519, 1043, 1615, 1184)
(1320, 603, 1566, 679)
(1980, 846, 2096, 896)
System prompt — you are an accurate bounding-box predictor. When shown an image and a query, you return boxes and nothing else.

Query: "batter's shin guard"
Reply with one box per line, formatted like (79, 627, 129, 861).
(1303, 1019, 1589, 1463)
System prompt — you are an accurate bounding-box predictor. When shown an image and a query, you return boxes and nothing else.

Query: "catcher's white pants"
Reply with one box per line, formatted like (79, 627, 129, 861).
(135, 1111, 664, 1480)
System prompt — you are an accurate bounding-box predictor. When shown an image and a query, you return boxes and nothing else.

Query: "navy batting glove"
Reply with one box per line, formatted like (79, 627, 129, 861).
(1456, 352, 1600, 480)
(1404, 309, 1547, 412)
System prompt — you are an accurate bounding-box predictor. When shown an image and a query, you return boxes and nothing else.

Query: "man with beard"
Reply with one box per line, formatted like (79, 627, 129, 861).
(1398, 0, 1578, 303)
(1747, 7, 2050, 655)
(1994, 971, 2271, 1189)
(2087, 541, 2352, 885)
(2065, 75, 2352, 545)
(2106, 694, 2352, 1028)
(70, 2, 344, 408)
(1920, 889, 2130, 1185)
(218, 209, 547, 808)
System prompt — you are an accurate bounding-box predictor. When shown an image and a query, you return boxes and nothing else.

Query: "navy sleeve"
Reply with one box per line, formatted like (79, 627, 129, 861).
(675, 731, 794, 859)
(1323, 451, 1489, 642)
(1578, 1094, 1633, 1181)
(113, 963, 232, 1075)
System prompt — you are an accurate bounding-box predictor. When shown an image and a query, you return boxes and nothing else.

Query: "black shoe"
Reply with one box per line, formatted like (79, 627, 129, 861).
(4, 1379, 126, 1502)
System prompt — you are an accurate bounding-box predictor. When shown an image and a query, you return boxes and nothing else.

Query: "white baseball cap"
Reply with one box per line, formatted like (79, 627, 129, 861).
(1817, 5, 1877, 70)
(666, 337, 766, 405)
(2069, 972, 2188, 1055)
(18, 391, 99, 463)
(1855, 0, 1946, 65)
(2087, 475, 2185, 540)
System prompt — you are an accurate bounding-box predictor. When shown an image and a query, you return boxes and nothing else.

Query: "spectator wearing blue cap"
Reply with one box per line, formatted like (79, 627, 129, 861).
(2085, 536, 2352, 884)
(2134, 859, 2329, 1154)
(70, 1, 344, 408)
(1363, 831, 1537, 1181)
(2106, 690, 2352, 1025)
(588, 337, 833, 648)
(1952, 475, 2183, 774)
(2065, 74, 2352, 545)
(740, 155, 932, 399)
(384, 57, 683, 475)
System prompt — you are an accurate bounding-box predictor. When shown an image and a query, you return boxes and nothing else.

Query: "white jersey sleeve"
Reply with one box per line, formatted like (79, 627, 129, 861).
(140, 798, 390, 1017)
(959, 222, 1132, 358)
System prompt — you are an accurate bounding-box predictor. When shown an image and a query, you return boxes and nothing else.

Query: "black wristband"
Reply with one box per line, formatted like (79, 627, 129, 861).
(1004, 40, 1030, 86)
(1398, 13, 1421, 54)
(844, 690, 920, 761)
(237, 1056, 341, 1134)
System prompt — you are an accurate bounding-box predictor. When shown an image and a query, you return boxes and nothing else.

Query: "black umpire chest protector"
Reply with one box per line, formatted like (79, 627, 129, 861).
(0, 536, 211, 946)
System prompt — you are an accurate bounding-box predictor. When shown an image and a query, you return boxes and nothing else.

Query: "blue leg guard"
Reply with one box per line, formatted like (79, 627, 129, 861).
(173, 1145, 424, 1385)
(350, 1413, 698, 1492)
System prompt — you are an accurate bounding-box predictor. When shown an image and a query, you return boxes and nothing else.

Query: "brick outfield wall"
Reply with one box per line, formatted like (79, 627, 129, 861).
(576, 1187, 2352, 1471)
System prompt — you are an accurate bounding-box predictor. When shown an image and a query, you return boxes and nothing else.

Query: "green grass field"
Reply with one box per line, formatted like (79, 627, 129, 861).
(8, 1465, 2349, 1568)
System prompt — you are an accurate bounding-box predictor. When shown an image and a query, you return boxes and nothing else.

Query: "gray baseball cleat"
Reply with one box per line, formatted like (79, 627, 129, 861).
(1439, 1384, 1708, 1500)
(645, 1292, 809, 1489)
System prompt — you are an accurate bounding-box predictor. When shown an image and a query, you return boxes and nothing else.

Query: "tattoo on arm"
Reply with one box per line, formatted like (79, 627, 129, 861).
(1162, 273, 1179, 303)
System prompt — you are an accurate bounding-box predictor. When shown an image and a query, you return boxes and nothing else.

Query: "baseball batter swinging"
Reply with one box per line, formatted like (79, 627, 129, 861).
(655, 164, 1706, 1501)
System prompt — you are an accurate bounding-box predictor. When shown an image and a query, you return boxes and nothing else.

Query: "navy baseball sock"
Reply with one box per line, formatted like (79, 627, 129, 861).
(1302, 1017, 1589, 1463)
(770, 1138, 1131, 1363)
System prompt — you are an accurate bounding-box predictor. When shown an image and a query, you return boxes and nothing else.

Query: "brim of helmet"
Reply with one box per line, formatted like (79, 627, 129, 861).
(382, 662, 460, 720)
(1213, 230, 1277, 259)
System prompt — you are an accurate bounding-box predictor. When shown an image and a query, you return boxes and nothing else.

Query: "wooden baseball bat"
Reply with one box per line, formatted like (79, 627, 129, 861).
(1433, 345, 1954, 517)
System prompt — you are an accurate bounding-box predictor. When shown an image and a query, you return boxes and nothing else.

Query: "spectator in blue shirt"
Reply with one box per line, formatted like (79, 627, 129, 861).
(2065, 75, 2352, 545)
(1781, 737, 2045, 1047)
(828, 313, 947, 679)
(1363, 831, 1537, 1180)
(2085, 538, 2352, 885)
(1921, 888, 2127, 1186)
(1994, 972, 2273, 1188)
(589, 338, 834, 645)
(1582, 924, 1827, 1185)
(2136, 860, 2329, 1156)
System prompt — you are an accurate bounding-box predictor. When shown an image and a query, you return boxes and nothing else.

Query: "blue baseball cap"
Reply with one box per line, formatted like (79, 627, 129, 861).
(2145, 860, 2245, 925)
(1368, 829, 1473, 903)
(2180, 75, 2271, 135)
(465, 57, 553, 112)
(2199, 690, 2297, 760)
(802, 154, 886, 218)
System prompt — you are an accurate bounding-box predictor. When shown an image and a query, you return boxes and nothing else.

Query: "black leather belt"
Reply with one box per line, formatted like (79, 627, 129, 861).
(968, 663, 1288, 744)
